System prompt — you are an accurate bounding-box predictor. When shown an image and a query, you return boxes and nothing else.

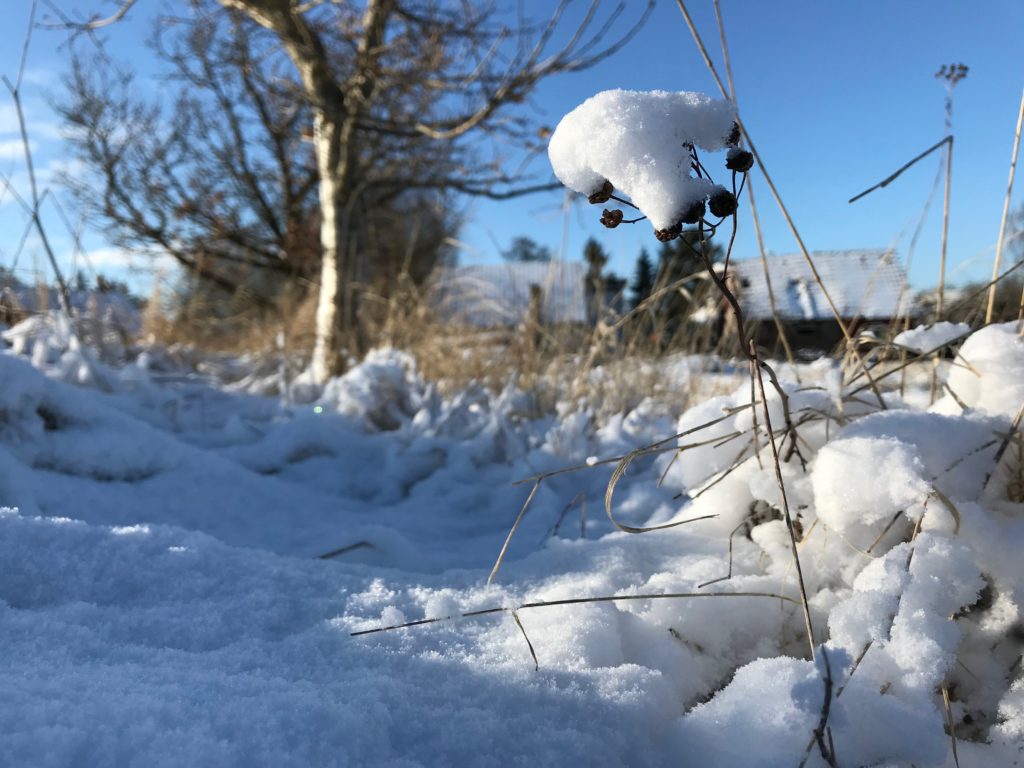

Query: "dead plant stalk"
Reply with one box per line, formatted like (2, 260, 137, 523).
(987, 88, 1024, 324)
(674, 0, 886, 410)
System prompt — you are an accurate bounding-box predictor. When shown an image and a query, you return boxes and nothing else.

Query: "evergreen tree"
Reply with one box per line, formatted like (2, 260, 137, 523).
(650, 231, 723, 347)
(502, 236, 552, 263)
(582, 237, 609, 276)
(629, 248, 655, 309)
(582, 237, 610, 324)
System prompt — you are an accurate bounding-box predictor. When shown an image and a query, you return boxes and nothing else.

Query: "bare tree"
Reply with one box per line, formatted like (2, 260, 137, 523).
(60, 15, 320, 304)
(52, 0, 653, 381)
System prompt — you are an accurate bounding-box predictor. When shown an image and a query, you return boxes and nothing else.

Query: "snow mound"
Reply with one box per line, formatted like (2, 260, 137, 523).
(944, 322, 1024, 417)
(548, 89, 736, 229)
(894, 321, 970, 353)
(317, 348, 432, 432)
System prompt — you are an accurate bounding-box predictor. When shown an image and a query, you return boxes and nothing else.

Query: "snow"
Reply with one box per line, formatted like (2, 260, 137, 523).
(1, 306, 1023, 766)
(894, 321, 971, 353)
(942, 321, 1024, 417)
(548, 90, 736, 229)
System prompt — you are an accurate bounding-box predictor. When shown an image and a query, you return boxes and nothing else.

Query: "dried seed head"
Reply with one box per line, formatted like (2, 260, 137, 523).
(588, 180, 614, 205)
(726, 122, 741, 147)
(654, 223, 682, 242)
(679, 199, 706, 225)
(725, 148, 754, 173)
(708, 186, 738, 218)
(600, 208, 624, 228)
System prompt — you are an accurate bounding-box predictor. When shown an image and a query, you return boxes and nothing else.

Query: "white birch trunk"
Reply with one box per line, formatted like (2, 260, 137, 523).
(309, 113, 341, 384)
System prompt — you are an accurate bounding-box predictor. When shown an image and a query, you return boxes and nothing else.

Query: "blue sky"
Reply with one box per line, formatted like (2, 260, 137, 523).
(2, 0, 1023, 294)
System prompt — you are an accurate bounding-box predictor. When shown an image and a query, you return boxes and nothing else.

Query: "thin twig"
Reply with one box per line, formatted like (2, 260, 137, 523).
(848, 136, 952, 204)
(350, 590, 801, 637)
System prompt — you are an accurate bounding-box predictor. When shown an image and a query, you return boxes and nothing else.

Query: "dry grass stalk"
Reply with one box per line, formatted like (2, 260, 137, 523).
(710, 0, 796, 369)
(350, 590, 801, 638)
(487, 480, 541, 586)
(510, 610, 539, 671)
(797, 647, 839, 768)
(941, 685, 961, 768)
(987, 88, 1024, 323)
(751, 340, 816, 660)
(937, 136, 954, 322)
(674, 0, 886, 410)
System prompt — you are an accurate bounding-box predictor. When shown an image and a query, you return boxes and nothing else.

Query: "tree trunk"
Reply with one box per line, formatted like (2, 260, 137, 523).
(218, 0, 393, 384)
(309, 111, 344, 383)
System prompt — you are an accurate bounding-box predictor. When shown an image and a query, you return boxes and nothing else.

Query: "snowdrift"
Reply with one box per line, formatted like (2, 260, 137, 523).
(0, 314, 1022, 766)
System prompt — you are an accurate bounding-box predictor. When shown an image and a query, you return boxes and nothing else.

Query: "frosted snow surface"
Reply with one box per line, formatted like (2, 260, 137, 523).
(1, 315, 1024, 766)
(548, 89, 736, 229)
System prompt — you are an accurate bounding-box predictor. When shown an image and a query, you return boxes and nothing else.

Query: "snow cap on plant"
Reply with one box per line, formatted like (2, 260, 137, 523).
(548, 89, 737, 230)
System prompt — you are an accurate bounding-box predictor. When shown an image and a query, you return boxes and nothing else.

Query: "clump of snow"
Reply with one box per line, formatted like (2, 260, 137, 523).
(548, 89, 736, 229)
(812, 435, 930, 534)
(942, 321, 1024, 417)
(894, 320, 970, 353)
(317, 348, 432, 431)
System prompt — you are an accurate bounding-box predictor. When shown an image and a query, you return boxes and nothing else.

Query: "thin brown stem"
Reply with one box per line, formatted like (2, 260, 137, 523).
(350, 589, 801, 637)
(751, 339, 816, 660)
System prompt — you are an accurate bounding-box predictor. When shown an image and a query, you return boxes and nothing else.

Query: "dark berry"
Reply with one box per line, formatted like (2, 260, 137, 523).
(679, 199, 706, 225)
(725, 148, 754, 173)
(654, 224, 682, 242)
(726, 122, 741, 147)
(600, 208, 623, 228)
(588, 180, 614, 205)
(708, 187, 738, 218)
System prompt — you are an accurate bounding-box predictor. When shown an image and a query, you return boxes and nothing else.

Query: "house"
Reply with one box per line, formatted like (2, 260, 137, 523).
(728, 249, 912, 353)
(431, 261, 625, 329)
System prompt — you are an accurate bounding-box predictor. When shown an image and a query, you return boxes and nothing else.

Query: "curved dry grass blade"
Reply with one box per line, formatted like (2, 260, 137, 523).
(605, 448, 717, 533)
(697, 514, 754, 588)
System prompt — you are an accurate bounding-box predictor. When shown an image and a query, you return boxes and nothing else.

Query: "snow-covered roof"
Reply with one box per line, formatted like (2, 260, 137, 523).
(731, 249, 909, 321)
(1, 283, 140, 332)
(432, 261, 589, 326)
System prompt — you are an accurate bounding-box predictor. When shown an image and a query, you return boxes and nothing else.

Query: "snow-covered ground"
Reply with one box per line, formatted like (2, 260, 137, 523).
(1, 312, 1022, 767)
